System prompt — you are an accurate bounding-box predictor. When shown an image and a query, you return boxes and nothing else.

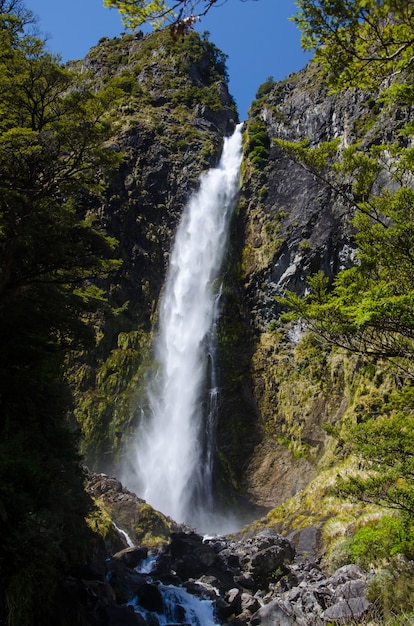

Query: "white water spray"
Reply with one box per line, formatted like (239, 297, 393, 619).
(125, 125, 243, 529)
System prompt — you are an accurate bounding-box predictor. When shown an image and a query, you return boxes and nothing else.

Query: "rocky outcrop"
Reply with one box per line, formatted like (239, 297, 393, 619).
(86, 471, 185, 547)
(70, 29, 411, 574)
(252, 563, 371, 626)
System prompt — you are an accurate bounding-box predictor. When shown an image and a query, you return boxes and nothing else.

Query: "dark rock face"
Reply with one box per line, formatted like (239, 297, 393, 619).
(240, 74, 365, 329)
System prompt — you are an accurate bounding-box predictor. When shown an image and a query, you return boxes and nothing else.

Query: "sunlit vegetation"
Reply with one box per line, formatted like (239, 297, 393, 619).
(271, 3, 414, 613)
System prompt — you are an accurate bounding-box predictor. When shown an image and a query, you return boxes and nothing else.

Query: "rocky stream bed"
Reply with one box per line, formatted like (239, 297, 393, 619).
(66, 473, 374, 626)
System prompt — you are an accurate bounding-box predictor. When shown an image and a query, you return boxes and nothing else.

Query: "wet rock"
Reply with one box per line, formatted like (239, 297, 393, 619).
(137, 582, 164, 613)
(107, 566, 147, 605)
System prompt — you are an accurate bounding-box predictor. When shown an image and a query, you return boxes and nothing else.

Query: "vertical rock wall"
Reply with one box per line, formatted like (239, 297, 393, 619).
(216, 63, 410, 508)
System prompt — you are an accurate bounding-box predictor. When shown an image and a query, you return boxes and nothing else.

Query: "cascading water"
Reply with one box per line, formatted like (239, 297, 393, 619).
(129, 583, 219, 626)
(125, 124, 243, 531)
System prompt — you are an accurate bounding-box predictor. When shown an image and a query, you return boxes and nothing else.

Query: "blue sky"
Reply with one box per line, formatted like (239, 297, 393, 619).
(28, 0, 311, 121)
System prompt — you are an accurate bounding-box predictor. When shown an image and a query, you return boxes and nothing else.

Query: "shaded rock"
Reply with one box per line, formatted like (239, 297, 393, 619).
(215, 596, 236, 620)
(137, 582, 164, 613)
(287, 525, 320, 562)
(234, 573, 256, 590)
(103, 605, 147, 626)
(227, 587, 242, 609)
(250, 542, 293, 583)
(107, 567, 147, 605)
(113, 547, 148, 569)
(241, 592, 260, 614)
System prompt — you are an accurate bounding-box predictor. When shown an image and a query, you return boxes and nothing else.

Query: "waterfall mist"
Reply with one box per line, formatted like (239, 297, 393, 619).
(123, 124, 243, 532)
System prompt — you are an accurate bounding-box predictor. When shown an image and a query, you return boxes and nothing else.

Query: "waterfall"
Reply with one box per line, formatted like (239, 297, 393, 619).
(125, 124, 243, 530)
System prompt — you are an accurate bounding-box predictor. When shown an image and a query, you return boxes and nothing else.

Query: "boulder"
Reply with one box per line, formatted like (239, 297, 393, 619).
(113, 547, 149, 569)
(241, 592, 260, 614)
(251, 598, 315, 626)
(137, 582, 164, 613)
(217, 529, 295, 590)
(322, 597, 372, 623)
(224, 587, 242, 615)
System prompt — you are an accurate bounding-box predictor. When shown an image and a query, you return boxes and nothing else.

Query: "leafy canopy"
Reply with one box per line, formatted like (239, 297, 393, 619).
(293, 0, 414, 90)
(102, 0, 259, 30)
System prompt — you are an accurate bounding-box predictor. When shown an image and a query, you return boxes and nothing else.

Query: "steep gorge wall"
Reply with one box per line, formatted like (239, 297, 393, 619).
(72, 32, 409, 517)
(216, 62, 410, 509)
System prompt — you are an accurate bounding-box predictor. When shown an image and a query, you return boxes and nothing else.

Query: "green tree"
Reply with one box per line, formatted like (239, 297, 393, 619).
(336, 405, 414, 523)
(0, 3, 123, 624)
(277, 142, 414, 376)
(293, 0, 414, 90)
(278, 0, 414, 536)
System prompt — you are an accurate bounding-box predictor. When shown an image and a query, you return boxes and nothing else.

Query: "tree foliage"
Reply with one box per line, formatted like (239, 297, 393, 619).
(277, 143, 414, 376)
(103, 0, 220, 29)
(0, 3, 123, 624)
(280, 0, 414, 532)
(102, 0, 259, 30)
(293, 0, 414, 90)
(336, 407, 414, 521)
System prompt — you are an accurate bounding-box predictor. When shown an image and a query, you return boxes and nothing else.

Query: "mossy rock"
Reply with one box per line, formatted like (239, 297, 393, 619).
(132, 503, 178, 548)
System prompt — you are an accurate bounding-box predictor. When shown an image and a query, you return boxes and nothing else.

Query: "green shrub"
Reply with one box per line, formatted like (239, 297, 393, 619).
(366, 557, 414, 621)
(350, 516, 414, 569)
(255, 76, 275, 99)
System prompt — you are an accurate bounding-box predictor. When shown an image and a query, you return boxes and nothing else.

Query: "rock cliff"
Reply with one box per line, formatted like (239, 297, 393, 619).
(215, 64, 412, 510)
(71, 31, 410, 533)
(69, 29, 238, 467)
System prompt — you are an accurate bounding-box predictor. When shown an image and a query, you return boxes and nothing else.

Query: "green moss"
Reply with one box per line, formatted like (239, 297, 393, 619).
(244, 117, 270, 172)
(86, 502, 121, 546)
(133, 504, 174, 547)
(73, 328, 152, 467)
